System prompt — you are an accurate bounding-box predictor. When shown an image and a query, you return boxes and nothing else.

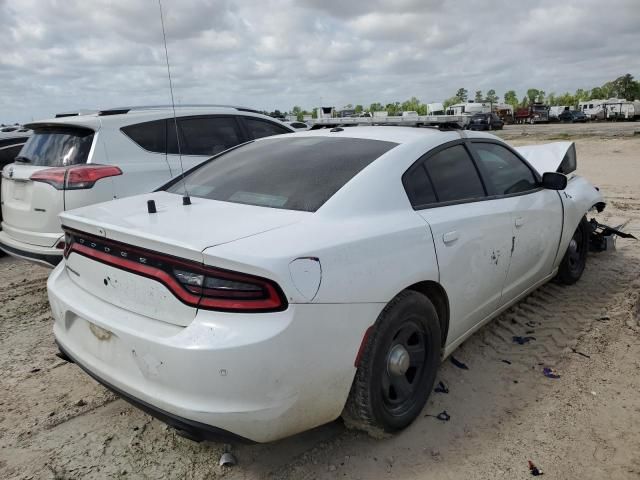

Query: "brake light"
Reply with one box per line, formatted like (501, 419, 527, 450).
(30, 165, 122, 190)
(62, 228, 287, 313)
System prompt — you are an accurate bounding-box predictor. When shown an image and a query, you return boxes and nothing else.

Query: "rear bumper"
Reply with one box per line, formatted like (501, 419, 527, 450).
(0, 229, 62, 267)
(56, 341, 251, 443)
(48, 262, 381, 442)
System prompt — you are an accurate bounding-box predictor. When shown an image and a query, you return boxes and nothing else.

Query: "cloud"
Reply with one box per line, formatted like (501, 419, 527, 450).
(0, 0, 638, 122)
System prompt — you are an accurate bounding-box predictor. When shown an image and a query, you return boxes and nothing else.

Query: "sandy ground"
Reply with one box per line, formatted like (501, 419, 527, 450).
(0, 123, 639, 479)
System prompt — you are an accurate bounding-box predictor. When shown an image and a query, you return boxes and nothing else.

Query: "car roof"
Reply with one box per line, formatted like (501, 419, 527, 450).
(281, 126, 452, 145)
(267, 125, 499, 145)
(24, 105, 290, 131)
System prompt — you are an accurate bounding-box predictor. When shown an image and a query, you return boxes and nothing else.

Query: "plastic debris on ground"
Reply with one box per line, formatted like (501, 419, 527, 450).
(571, 348, 591, 358)
(513, 336, 536, 345)
(425, 410, 450, 421)
(434, 381, 449, 394)
(501, 359, 512, 365)
(542, 367, 560, 379)
(528, 460, 544, 476)
(450, 356, 468, 370)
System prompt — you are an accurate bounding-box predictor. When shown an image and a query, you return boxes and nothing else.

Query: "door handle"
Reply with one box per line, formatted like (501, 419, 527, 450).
(515, 217, 525, 228)
(442, 231, 459, 244)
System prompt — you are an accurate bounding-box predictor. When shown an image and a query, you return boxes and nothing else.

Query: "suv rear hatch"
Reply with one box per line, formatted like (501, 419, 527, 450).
(60, 192, 306, 325)
(1, 125, 95, 247)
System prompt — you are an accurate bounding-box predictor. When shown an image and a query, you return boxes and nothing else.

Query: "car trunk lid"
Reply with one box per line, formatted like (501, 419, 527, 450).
(60, 192, 307, 325)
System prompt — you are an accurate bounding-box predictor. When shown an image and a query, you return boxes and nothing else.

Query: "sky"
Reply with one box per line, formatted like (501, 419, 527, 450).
(0, 0, 639, 123)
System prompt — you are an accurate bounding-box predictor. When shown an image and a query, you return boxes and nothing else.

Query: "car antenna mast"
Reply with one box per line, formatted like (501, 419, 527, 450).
(158, 0, 191, 206)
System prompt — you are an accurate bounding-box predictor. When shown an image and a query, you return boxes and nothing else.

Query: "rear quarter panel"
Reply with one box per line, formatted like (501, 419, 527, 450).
(202, 210, 440, 306)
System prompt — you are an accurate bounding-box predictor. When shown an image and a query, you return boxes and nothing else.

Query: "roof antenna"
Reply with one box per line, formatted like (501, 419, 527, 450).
(158, 0, 190, 206)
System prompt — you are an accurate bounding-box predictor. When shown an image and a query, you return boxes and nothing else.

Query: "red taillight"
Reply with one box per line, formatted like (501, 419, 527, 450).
(29, 168, 66, 189)
(62, 228, 287, 313)
(30, 165, 122, 190)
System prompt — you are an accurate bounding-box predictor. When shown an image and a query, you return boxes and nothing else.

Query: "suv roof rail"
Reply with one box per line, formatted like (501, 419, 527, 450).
(97, 104, 265, 116)
(55, 109, 96, 118)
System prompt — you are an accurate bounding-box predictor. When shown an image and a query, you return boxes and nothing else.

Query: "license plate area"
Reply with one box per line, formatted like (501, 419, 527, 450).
(12, 182, 25, 200)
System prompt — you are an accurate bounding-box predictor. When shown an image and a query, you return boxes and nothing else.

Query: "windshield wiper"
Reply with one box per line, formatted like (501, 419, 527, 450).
(14, 155, 32, 163)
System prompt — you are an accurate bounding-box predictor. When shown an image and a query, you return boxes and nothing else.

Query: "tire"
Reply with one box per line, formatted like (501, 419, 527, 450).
(343, 290, 441, 434)
(557, 217, 589, 285)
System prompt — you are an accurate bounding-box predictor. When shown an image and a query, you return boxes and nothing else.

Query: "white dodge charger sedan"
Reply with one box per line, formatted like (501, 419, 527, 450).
(48, 127, 603, 443)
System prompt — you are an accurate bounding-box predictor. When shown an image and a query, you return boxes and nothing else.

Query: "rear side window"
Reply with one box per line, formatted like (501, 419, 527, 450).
(243, 118, 291, 139)
(121, 119, 166, 153)
(472, 142, 537, 195)
(16, 128, 94, 167)
(423, 145, 485, 203)
(166, 137, 397, 212)
(403, 165, 436, 207)
(177, 117, 242, 156)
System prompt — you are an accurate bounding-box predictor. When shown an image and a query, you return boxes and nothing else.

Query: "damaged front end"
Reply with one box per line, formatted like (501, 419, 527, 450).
(588, 219, 637, 252)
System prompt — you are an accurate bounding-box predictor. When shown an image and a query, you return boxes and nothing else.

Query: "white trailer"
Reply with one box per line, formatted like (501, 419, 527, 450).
(318, 106, 335, 119)
(446, 101, 491, 116)
(578, 99, 606, 120)
(549, 106, 570, 120)
(604, 100, 640, 120)
(426, 103, 445, 115)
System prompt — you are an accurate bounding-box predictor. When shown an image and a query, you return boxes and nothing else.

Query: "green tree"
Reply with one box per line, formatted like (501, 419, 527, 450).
(369, 102, 384, 112)
(546, 92, 556, 106)
(311, 108, 318, 119)
(611, 74, 639, 99)
(525, 89, 540, 104)
(291, 105, 303, 121)
(536, 90, 546, 103)
(443, 96, 459, 109)
(401, 96, 422, 113)
(589, 86, 605, 99)
(574, 89, 588, 103)
(354, 104, 363, 114)
(455, 88, 468, 102)
(486, 89, 498, 104)
(504, 90, 518, 107)
(474, 90, 483, 102)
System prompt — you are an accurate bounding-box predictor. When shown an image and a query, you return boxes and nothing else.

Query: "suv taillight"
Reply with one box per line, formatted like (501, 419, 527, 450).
(63, 228, 287, 313)
(30, 165, 122, 190)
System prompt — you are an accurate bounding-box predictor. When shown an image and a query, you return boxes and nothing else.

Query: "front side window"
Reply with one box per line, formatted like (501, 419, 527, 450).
(16, 127, 94, 166)
(423, 145, 485, 203)
(166, 136, 397, 212)
(472, 142, 537, 195)
(244, 118, 292, 139)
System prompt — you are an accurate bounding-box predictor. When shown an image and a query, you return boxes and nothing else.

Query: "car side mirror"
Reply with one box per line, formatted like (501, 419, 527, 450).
(541, 171, 567, 190)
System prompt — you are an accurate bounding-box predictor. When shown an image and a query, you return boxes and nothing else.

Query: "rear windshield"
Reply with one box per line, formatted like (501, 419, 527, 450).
(166, 136, 397, 212)
(16, 127, 94, 166)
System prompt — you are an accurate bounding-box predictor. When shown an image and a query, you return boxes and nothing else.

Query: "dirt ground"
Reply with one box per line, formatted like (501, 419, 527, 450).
(1, 123, 639, 479)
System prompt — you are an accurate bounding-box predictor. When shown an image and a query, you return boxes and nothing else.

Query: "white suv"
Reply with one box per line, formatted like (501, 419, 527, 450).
(0, 105, 294, 266)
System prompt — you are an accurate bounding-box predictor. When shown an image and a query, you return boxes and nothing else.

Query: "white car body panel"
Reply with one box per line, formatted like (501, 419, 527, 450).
(48, 127, 605, 442)
(499, 189, 563, 305)
(514, 141, 573, 175)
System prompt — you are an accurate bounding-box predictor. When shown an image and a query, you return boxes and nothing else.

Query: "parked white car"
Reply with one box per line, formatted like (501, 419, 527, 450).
(0, 105, 293, 266)
(48, 127, 604, 443)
